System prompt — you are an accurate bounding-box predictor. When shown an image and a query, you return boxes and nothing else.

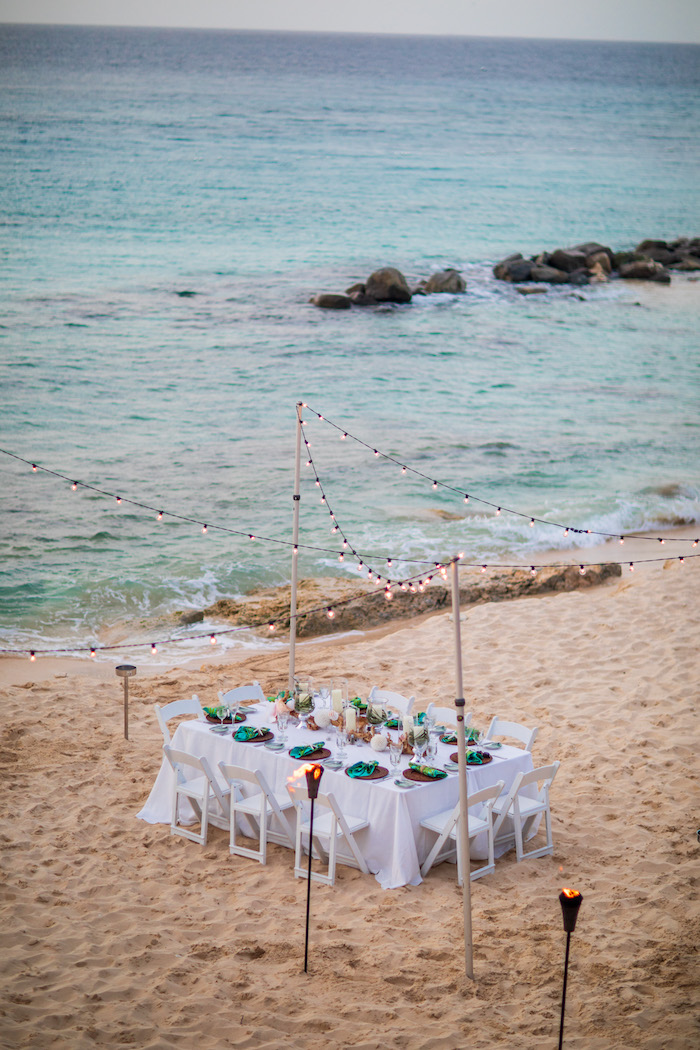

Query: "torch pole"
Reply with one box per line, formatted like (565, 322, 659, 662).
(450, 557, 474, 980)
(304, 794, 315, 974)
(558, 930, 572, 1050)
(289, 402, 303, 691)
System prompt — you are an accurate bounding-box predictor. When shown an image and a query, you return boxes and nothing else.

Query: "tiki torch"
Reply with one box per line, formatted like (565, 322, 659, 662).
(115, 664, 136, 740)
(304, 763, 324, 973)
(558, 887, 583, 1050)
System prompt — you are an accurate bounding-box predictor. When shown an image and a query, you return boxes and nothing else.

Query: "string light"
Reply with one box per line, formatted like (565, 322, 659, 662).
(30, 651, 35, 661)
(157, 511, 163, 521)
(579, 565, 586, 575)
(619, 536, 624, 544)
(465, 495, 470, 504)
(116, 497, 121, 504)
(151, 643, 157, 654)
(72, 481, 78, 491)
(210, 634, 217, 645)
(629, 562, 635, 571)
(268, 622, 276, 631)
(202, 524, 208, 534)
(90, 648, 96, 657)
(32, 464, 37, 472)
(326, 607, 335, 619)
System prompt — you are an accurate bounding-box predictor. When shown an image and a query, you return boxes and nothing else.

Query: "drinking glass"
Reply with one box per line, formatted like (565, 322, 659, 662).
(336, 726, 348, 761)
(277, 709, 289, 744)
(388, 737, 402, 773)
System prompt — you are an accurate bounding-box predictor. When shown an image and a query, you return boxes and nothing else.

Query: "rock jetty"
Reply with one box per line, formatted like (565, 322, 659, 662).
(493, 237, 700, 287)
(187, 562, 621, 639)
(310, 266, 466, 309)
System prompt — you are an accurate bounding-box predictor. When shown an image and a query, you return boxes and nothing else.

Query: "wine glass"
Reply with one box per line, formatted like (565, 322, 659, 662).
(388, 736, 402, 774)
(277, 709, 289, 744)
(336, 726, 348, 762)
(219, 702, 230, 729)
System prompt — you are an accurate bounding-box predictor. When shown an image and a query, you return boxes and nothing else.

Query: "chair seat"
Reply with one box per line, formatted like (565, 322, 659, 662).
(233, 789, 294, 817)
(298, 809, 369, 839)
(492, 793, 546, 819)
(421, 807, 489, 839)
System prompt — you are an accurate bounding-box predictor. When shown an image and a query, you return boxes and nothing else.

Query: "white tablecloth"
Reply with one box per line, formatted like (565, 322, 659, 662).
(137, 707, 533, 889)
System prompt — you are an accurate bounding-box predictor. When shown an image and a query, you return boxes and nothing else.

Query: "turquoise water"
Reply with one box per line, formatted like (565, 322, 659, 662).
(1, 26, 699, 658)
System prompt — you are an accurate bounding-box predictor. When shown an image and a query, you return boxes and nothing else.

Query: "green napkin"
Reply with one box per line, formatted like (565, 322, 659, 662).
(466, 727, 479, 743)
(385, 717, 400, 729)
(234, 726, 269, 742)
(414, 711, 427, 725)
(346, 760, 378, 778)
(289, 742, 325, 759)
(350, 696, 368, 710)
(204, 705, 227, 720)
(466, 749, 486, 764)
(409, 763, 447, 780)
(440, 731, 458, 743)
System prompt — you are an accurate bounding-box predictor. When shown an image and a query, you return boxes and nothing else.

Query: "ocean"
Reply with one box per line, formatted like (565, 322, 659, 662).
(1, 24, 699, 662)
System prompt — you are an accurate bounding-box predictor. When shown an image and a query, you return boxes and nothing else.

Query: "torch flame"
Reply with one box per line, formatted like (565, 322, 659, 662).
(561, 887, 580, 898)
(286, 763, 317, 795)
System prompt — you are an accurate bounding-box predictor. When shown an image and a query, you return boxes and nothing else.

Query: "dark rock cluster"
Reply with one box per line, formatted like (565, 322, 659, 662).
(494, 237, 700, 287)
(310, 266, 466, 309)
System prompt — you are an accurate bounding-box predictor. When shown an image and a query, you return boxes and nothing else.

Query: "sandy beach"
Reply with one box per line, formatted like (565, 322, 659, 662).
(1, 539, 698, 1049)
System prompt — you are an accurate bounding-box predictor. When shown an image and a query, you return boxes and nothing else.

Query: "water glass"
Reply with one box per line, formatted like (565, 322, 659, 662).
(388, 738, 402, 773)
(277, 709, 289, 744)
(336, 727, 348, 761)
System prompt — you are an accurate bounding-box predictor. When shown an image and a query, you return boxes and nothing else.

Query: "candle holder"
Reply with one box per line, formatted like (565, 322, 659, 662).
(558, 888, 583, 1049)
(303, 763, 324, 973)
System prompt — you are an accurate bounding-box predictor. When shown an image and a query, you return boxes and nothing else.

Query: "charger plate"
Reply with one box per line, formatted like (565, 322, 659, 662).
(235, 729, 273, 743)
(403, 767, 448, 782)
(205, 712, 246, 724)
(344, 765, 388, 780)
(289, 746, 331, 760)
(451, 750, 493, 766)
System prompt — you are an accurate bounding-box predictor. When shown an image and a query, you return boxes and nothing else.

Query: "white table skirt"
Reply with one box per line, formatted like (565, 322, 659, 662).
(137, 707, 534, 889)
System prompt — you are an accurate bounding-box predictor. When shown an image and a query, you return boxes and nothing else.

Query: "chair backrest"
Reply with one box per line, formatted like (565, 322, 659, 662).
(486, 715, 538, 751)
(218, 681, 265, 706)
(218, 762, 259, 792)
(513, 761, 560, 802)
(155, 694, 205, 745)
(162, 744, 229, 811)
(425, 704, 472, 728)
(368, 687, 415, 715)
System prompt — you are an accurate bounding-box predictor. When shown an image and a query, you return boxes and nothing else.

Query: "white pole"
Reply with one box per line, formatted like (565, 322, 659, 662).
(289, 402, 303, 690)
(451, 556, 474, 980)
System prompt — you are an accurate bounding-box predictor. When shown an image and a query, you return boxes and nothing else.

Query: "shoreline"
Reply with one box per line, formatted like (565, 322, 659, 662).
(2, 524, 696, 689)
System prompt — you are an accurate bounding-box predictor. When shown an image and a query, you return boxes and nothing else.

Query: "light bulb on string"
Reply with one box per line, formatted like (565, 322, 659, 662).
(564, 528, 569, 537)
(157, 511, 163, 521)
(338, 553, 344, 562)
(248, 534, 256, 541)
(432, 481, 438, 490)
(151, 643, 157, 654)
(326, 607, 335, 619)
(332, 525, 339, 533)
(385, 588, 392, 600)
(32, 464, 37, 472)
(579, 565, 586, 576)
(694, 540, 699, 548)
(495, 506, 501, 515)
(320, 496, 326, 504)
(342, 539, 348, 549)
(401, 466, 407, 475)
(116, 497, 121, 504)
(90, 648, 96, 658)
(530, 566, 536, 576)
(306, 459, 312, 467)
(30, 651, 35, 661)
(202, 524, 208, 534)
(72, 481, 78, 491)
(659, 538, 665, 545)
(629, 562, 635, 572)
(530, 518, 535, 527)
(315, 478, 321, 487)
(341, 432, 347, 440)
(465, 495, 470, 504)
(374, 449, 379, 457)
(268, 622, 275, 631)
(481, 565, 487, 573)
(679, 557, 684, 565)
(387, 558, 392, 567)
(619, 536, 624, 545)
(210, 634, 217, 646)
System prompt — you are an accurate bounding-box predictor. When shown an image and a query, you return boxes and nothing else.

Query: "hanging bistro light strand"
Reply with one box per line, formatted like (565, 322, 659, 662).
(301, 406, 697, 547)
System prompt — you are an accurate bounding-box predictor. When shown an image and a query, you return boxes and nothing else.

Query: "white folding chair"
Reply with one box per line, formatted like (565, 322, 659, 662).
(155, 694, 205, 746)
(218, 681, 265, 707)
(420, 780, 505, 884)
(368, 687, 415, 716)
(425, 704, 474, 730)
(287, 784, 370, 886)
(218, 762, 295, 865)
(486, 715, 538, 752)
(162, 745, 231, 846)
(492, 761, 560, 862)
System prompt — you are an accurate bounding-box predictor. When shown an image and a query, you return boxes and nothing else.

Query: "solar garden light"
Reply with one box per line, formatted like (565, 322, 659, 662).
(304, 763, 324, 973)
(558, 888, 583, 1050)
(115, 664, 136, 740)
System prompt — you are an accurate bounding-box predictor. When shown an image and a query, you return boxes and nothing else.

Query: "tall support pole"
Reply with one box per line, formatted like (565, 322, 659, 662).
(451, 556, 474, 980)
(289, 402, 303, 691)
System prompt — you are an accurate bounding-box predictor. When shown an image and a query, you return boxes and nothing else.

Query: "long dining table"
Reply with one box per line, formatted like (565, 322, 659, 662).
(137, 703, 534, 889)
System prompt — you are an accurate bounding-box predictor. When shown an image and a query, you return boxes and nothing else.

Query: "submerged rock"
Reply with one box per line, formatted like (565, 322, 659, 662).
(309, 293, 352, 309)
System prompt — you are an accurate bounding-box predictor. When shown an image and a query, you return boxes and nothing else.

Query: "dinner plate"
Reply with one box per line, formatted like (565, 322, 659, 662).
(344, 765, 389, 780)
(451, 750, 493, 765)
(403, 767, 448, 783)
(289, 746, 331, 760)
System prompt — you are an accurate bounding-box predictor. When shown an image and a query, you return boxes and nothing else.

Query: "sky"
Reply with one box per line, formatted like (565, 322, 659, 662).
(1, 0, 699, 44)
